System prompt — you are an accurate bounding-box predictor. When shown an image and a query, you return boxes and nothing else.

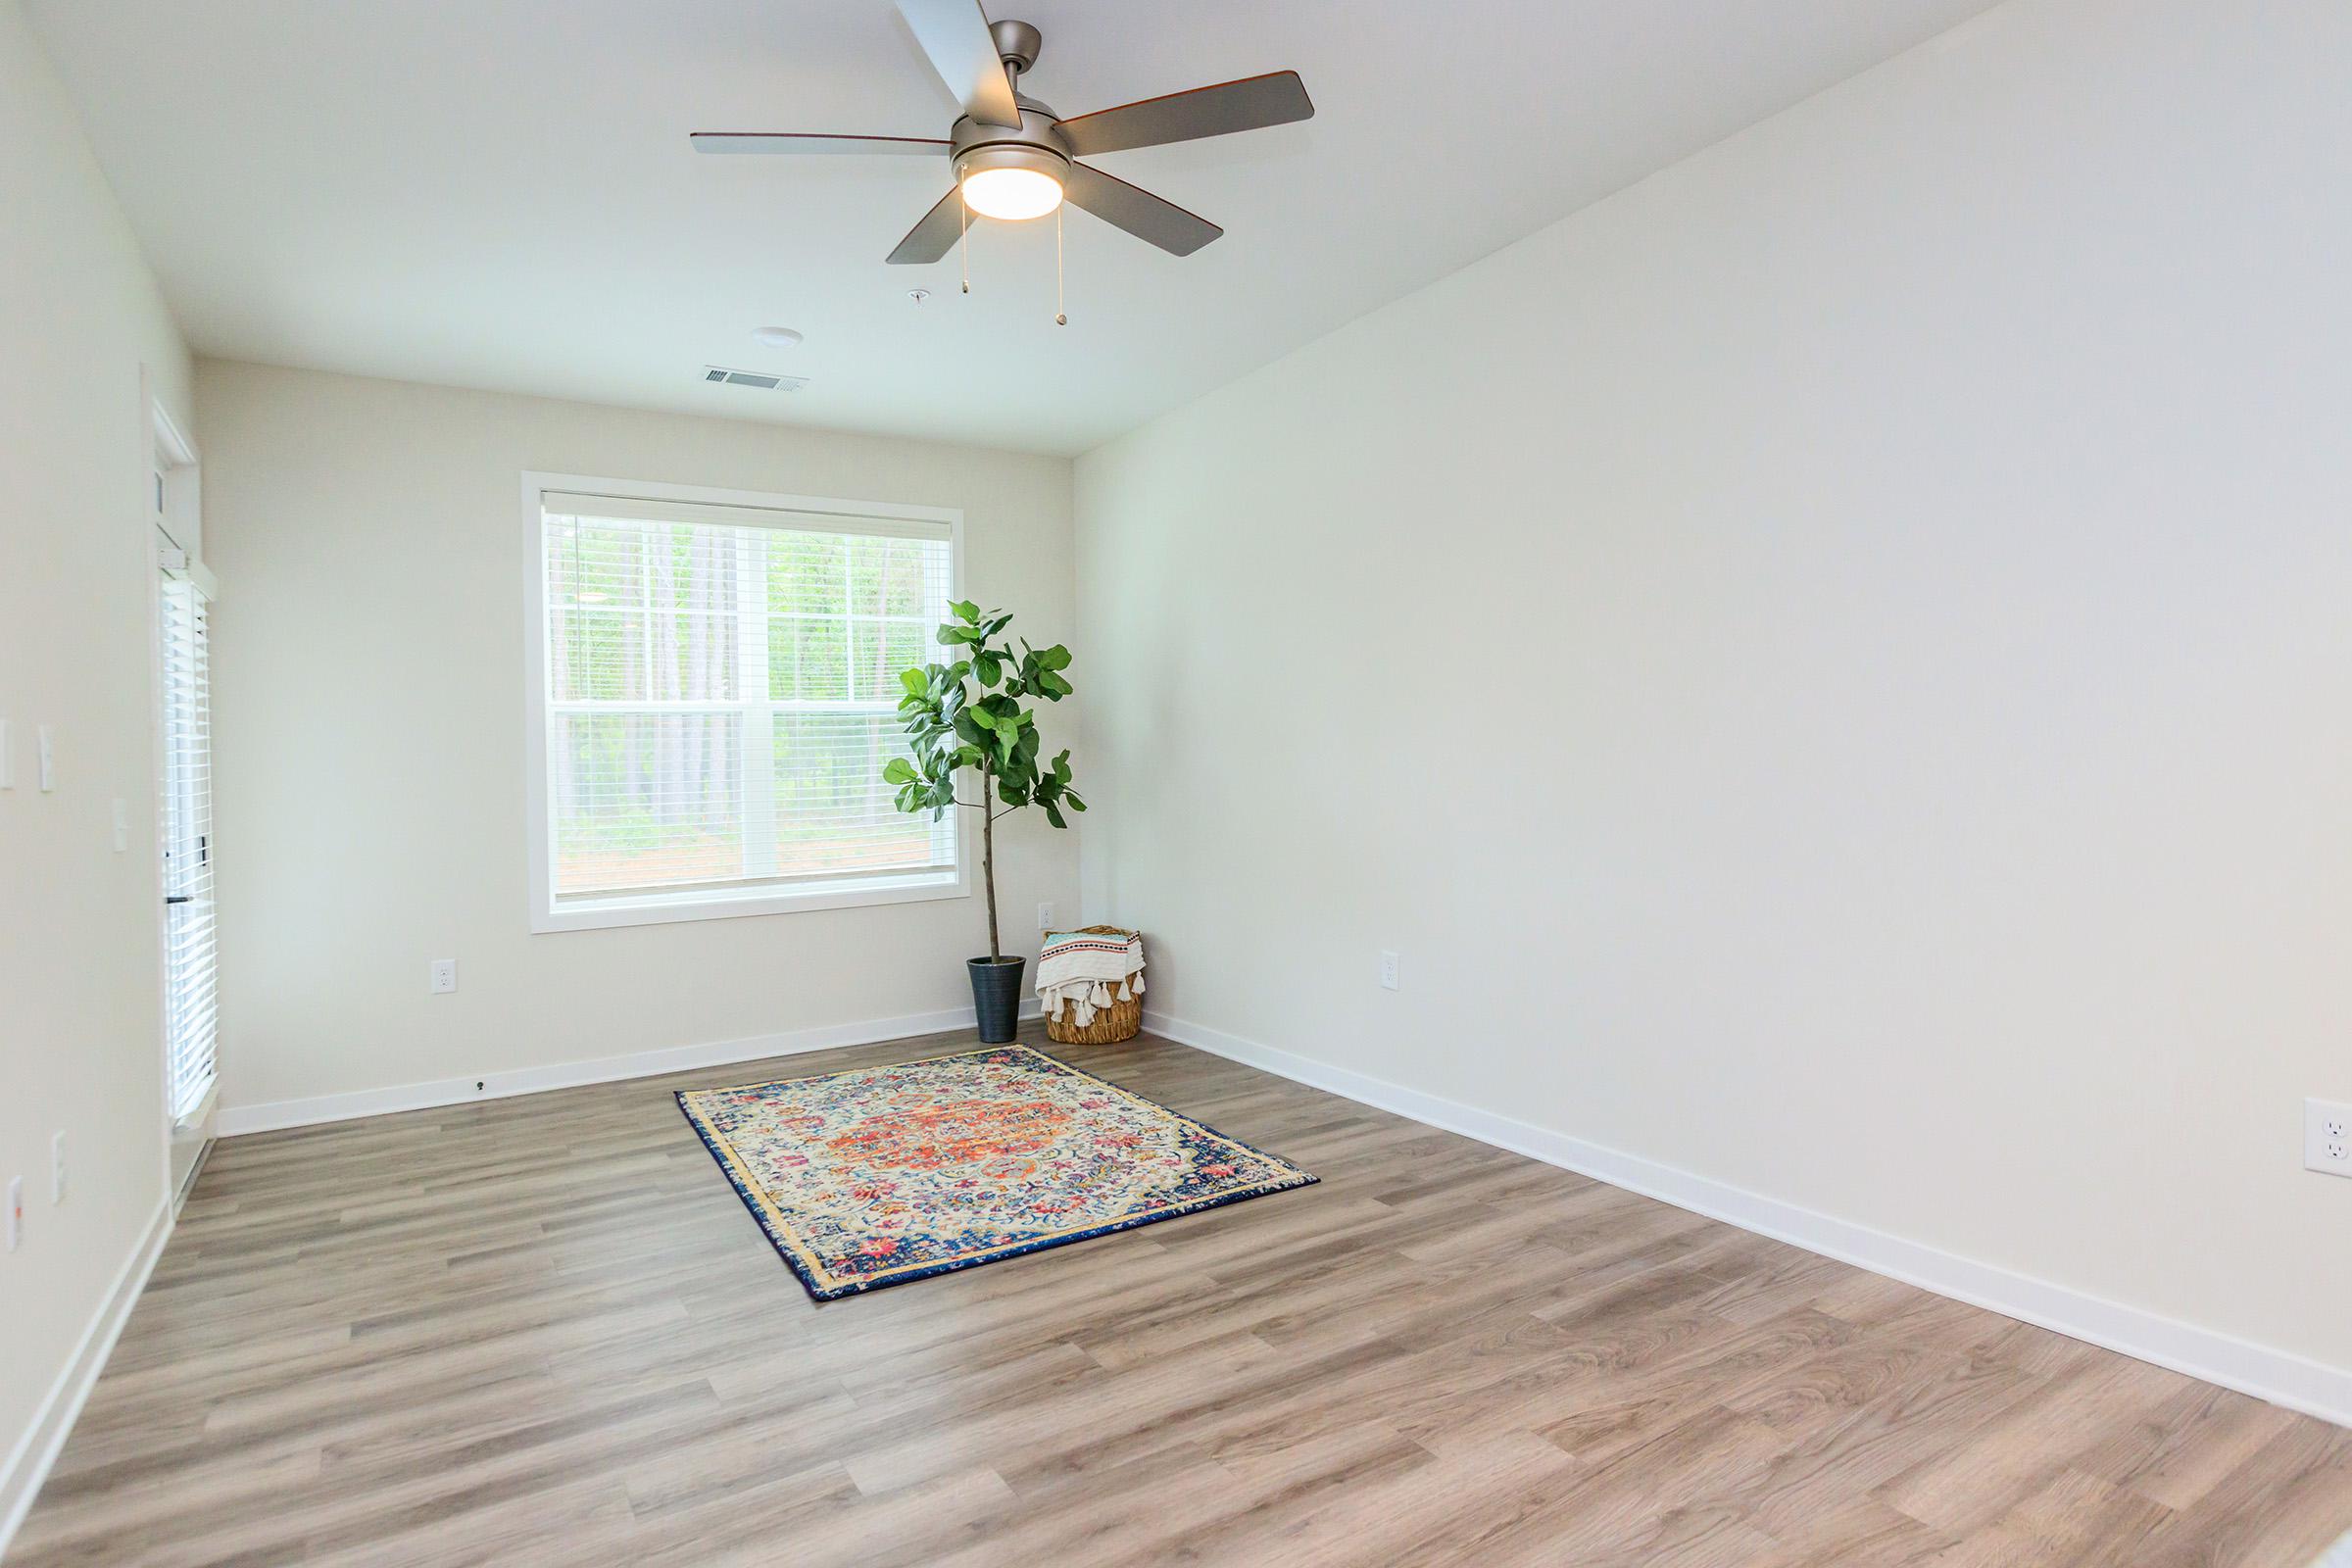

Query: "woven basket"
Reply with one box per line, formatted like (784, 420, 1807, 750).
(1042, 925, 1145, 1046)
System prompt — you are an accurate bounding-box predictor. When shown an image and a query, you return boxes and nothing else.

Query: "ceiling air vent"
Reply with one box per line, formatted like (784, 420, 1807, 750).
(702, 366, 808, 391)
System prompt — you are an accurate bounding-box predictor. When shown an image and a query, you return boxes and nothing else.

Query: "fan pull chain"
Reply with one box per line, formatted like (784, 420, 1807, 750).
(958, 193, 971, 294)
(1054, 205, 1066, 325)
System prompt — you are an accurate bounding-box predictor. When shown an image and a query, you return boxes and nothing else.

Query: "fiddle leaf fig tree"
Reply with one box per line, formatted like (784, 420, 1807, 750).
(881, 600, 1083, 962)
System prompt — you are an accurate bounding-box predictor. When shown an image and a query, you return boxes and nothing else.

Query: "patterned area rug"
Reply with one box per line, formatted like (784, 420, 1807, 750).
(677, 1045, 1317, 1299)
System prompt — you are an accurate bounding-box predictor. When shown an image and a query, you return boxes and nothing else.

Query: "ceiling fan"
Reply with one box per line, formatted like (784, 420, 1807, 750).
(692, 0, 1313, 264)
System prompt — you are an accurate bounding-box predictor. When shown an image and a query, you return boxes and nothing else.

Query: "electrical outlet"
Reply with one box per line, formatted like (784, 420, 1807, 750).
(1038, 903, 1055, 931)
(1379, 950, 1400, 991)
(6, 1177, 21, 1252)
(2308, 1098, 2352, 1176)
(430, 958, 458, 995)
(50, 1133, 66, 1203)
(112, 798, 129, 853)
(37, 725, 54, 791)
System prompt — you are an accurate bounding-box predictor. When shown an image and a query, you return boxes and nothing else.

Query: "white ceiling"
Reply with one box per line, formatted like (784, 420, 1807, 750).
(29, 0, 2001, 457)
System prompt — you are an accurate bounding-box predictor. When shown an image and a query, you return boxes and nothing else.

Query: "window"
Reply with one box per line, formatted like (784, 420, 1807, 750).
(159, 572, 218, 1116)
(524, 475, 964, 931)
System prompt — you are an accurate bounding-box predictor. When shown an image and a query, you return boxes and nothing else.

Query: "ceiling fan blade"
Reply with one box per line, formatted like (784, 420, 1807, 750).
(896, 0, 1022, 130)
(1064, 163, 1222, 257)
(887, 188, 966, 265)
(1058, 71, 1313, 158)
(692, 132, 950, 156)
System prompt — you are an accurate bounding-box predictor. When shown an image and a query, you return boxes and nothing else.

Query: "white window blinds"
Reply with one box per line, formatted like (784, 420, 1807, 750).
(160, 577, 218, 1118)
(537, 491, 956, 913)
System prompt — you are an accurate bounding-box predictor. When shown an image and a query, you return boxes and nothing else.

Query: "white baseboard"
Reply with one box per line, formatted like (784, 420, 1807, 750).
(219, 1000, 1044, 1137)
(0, 1198, 172, 1561)
(1146, 1009, 2352, 1431)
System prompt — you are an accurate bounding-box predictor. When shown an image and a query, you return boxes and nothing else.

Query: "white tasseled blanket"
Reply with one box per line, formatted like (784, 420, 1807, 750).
(1036, 929, 1145, 1026)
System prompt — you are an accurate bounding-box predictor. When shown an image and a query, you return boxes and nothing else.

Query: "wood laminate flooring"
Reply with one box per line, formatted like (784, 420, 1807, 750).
(14, 1025, 2351, 1566)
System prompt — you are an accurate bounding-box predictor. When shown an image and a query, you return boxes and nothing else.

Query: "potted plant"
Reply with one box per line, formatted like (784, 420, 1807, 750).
(882, 600, 1084, 1042)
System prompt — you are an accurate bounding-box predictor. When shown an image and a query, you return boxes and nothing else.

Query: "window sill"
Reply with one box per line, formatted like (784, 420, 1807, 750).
(531, 867, 968, 933)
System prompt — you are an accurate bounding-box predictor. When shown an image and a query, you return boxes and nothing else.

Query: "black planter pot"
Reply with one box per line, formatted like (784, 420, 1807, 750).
(968, 956, 1026, 1044)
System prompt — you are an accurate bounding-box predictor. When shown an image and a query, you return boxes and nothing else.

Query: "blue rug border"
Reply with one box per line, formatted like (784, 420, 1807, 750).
(674, 1044, 1319, 1302)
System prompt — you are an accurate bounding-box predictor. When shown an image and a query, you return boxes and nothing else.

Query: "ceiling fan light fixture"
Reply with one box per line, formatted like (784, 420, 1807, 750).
(693, 8, 1315, 266)
(956, 145, 1066, 220)
(961, 167, 1062, 220)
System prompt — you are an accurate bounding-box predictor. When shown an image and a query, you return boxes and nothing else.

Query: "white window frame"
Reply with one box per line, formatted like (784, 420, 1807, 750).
(522, 471, 970, 933)
(151, 382, 218, 1210)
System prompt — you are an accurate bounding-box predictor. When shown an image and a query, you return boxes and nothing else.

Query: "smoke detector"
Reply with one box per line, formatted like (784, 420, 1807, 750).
(702, 366, 808, 391)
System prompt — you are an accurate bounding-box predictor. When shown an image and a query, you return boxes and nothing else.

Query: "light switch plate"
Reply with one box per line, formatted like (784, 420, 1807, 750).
(37, 724, 55, 791)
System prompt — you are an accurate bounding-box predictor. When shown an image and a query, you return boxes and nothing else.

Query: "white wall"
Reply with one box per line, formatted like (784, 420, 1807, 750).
(1076, 0, 2352, 1387)
(0, 0, 192, 1529)
(196, 362, 1077, 1116)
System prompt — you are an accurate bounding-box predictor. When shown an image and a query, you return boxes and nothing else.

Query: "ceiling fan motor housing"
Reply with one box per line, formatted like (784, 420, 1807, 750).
(950, 98, 1073, 191)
